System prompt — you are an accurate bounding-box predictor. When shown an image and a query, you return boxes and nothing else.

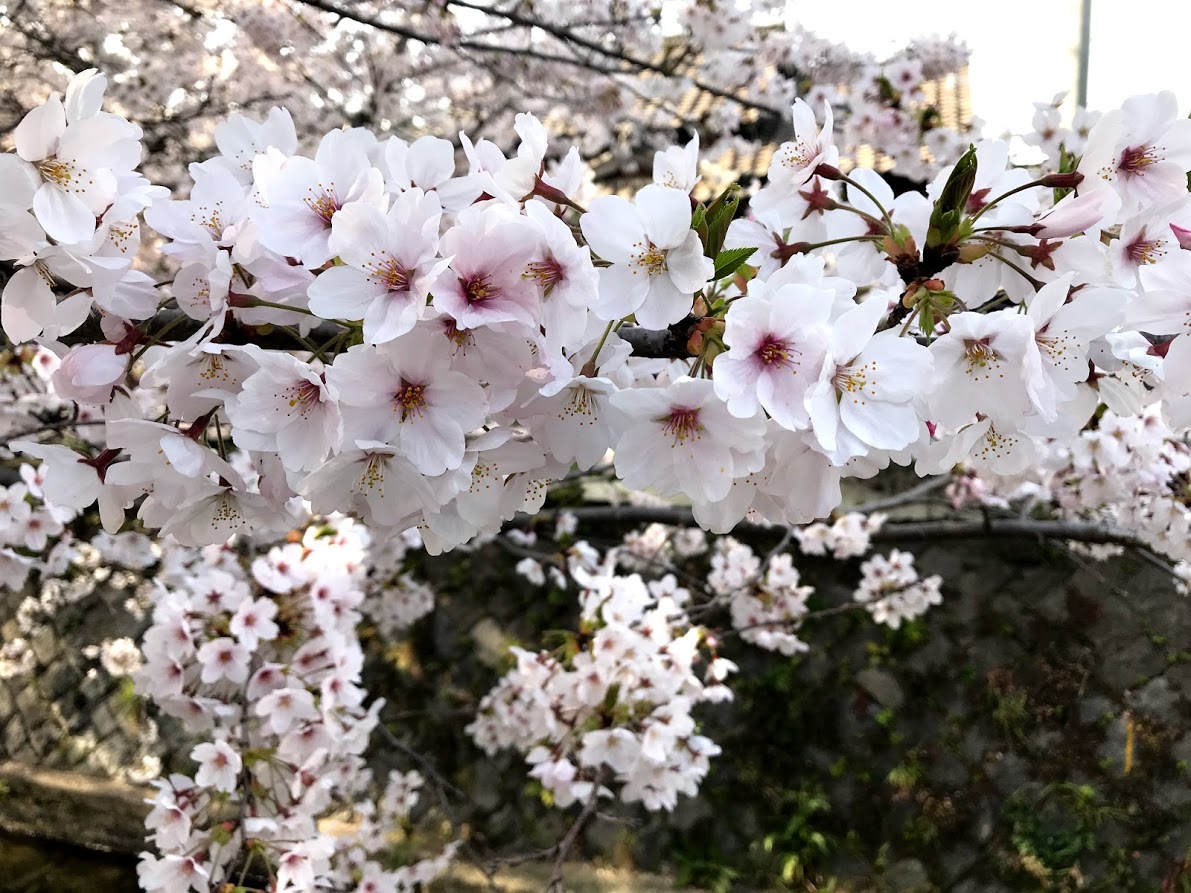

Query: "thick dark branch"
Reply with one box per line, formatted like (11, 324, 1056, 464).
(515, 505, 1151, 552)
(32, 309, 341, 354)
(42, 308, 699, 361)
(614, 320, 698, 359)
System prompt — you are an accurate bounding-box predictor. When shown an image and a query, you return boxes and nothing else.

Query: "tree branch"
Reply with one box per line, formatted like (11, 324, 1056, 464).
(285, 0, 780, 118)
(39, 307, 701, 362)
(613, 320, 699, 359)
(516, 505, 1151, 552)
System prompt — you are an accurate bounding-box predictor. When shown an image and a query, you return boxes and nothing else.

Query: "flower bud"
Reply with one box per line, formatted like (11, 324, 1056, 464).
(812, 163, 843, 181)
(927, 144, 977, 249)
(1030, 189, 1113, 239)
(1037, 171, 1084, 189)
(52, 343, 129, 404)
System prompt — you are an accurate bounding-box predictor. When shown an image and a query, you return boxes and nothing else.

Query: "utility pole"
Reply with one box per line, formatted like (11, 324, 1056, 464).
(1077, 0, 1092, 107)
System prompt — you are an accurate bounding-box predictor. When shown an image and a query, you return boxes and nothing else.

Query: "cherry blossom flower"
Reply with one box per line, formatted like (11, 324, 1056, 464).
(580, 184, 713, 329)
(712, 282, 835, 430)
(752, 99, 838, 214)
(1025, 273, 1124, 410)
(306, 188, 448, 344)
(610, 377, 766, 503)
(927, 309, 1046, 430)
(229, 597, 280, 650)
(137, 853, 209, 893)
(195, 637, 251, 686)
(191, 739, 242, 793)
(223, 350, 342, 472)
(434, 205, 540, 329)
(805, 296, 933, 463)
(300, 444, 438, 529)
(328, 335, 487, 476)
(1078, 91, 1191, 214)
(254, 128, 385, 268)
(255, 686, 319, 736)
(523, 199, 598, 354)
(652, 133, 700, 193)
(52, 343, 129, 405)
(10, 70, 141, 243)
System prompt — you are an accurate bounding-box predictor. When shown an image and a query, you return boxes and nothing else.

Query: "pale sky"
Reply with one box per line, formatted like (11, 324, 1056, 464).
(785, 0, 1191, 136)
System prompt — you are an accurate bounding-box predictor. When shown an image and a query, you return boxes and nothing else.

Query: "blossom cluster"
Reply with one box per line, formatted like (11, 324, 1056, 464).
(466, 515, 949, 813)
(795, 511, 886, 559)
(3, 58, 1191, 892)
(3, 2, 971, 196)
(0, 337, 456, 887)
(134, 518, 456, 893)
(9, 73, 1191, 559)
(468, 541, 733, 813)
(853, 549, 943, 629)
(721, 547, 815, 656)
(967, 407, 1191, 568)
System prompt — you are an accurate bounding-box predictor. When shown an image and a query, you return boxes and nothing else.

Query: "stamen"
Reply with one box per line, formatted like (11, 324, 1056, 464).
(461, 273, 500, 303)
(659, 406, 703, 444)
(303, 188, 339, 225)
(280, 379, 322, 416)
(832, 358, 879, 403)
(630, 242, 667, 277)
(962, 338, 1001, 381)
(756, 335, 797, 369)
(366, 255, 411, 293)
(525, 257, 565, 294)
(394, 379, 428, 421)
(1126, 233, 1167, 266)
(1117, 144, 1163, 176)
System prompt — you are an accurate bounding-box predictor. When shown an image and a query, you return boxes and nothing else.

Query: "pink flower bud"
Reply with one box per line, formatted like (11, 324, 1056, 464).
(1031, 189, 1113, 239)
(1170, 223, 1191, 250)
(52, 343, 128, 403)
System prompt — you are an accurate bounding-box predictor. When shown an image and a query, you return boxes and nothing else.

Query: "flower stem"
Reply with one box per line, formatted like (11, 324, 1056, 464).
(836, 172, 895, 233)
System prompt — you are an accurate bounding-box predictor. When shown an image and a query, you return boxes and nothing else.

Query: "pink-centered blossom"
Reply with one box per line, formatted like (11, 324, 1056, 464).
(434, 205, 540, 330)
(190, 739, 242, 793)
(610, 377, 766, 503)
(223, 349, 342, 472)
(307, 187, 448, 344)
(254, 128, 385, 268)
(805, 296, 933, 463)
(712, 282, 835, 430)
(580, 184, 713, 329)
(328, 335, 487, 476)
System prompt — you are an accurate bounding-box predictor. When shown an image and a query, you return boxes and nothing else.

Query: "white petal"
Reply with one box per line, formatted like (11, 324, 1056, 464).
(406, 135, 456, 189)
(580, 196, 644, 264)
(64, 70, 107, 123)
(14, 98, 65, 161)
(33, 184, 96, 244)
(636, 184, 692, 249)
(591, 263, 649, 322)
(665, 231, 713, 294)
(308, 265, 388, 321)
(2, 266, 57, 342)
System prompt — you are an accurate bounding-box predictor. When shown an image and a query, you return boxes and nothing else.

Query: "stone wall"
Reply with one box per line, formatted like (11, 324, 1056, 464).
(0, 583, 165, 782)
(2, 532, 1191, 890)
(378, 534, 1191, 891)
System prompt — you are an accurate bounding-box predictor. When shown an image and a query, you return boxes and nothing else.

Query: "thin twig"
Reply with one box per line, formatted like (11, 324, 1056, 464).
(846, 476, 951, 516)
(546, 772, 606, 892)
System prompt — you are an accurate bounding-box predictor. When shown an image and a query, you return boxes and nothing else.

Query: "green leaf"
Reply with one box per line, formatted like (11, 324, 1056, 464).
(713, 246, 756, 281)
(928, 143, 977, 248)
(691, 204, 708, 248)
(1055, 143, 1080, 203)
(702, 186, 740, 257)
